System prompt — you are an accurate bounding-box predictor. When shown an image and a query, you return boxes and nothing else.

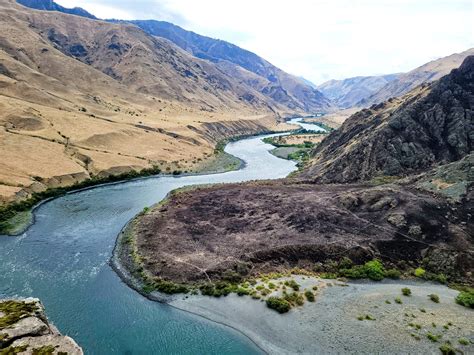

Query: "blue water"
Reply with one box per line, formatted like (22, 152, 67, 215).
(0, 120, 319, 354)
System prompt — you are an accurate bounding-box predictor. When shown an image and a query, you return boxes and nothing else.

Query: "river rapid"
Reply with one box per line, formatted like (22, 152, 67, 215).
(0, 118, 322, 354)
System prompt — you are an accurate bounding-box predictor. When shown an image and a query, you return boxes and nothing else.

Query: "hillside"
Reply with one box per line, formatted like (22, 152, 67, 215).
(317, 74, 400, 108)
(0, 0, 295, 203)
(360, 48, 474, 106)
(302, 56, 474, 183)
(15, 0, 333, 114)
(122, 20, 333, 113)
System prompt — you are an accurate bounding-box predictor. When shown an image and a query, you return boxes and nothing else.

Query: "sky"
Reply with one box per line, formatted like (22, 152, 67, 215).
(56, 0, 473, 84)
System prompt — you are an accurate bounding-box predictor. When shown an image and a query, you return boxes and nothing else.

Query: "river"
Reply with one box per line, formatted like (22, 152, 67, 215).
(0, 118, 320, 354)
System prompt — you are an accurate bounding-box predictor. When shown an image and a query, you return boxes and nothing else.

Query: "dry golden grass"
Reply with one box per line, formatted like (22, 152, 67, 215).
(0, 0, 298, 202)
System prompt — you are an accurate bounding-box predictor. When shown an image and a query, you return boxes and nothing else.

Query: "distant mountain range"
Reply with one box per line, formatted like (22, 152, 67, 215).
(358, 48, 474, 106)
(317, 74, 400, 109)
(16, 0, 332, 114)
(318, 49, 474, 109)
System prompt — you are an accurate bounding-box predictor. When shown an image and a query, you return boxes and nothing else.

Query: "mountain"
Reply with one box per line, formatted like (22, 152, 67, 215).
(15, 0, 333, 113)
(302, 55, 474, 183)
(0, 0, 298, 203)
(317, 74, 400, 108)
(360, 48, 474, 106)
(16, 0, 96, 19)
(115, 20, 332, 113)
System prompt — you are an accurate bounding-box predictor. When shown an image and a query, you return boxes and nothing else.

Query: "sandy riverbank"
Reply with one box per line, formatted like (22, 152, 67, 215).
(169, 276, 473, 354)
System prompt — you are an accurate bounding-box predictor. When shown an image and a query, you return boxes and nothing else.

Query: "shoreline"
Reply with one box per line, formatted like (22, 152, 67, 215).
(111, 226, 474, 355)
(109, 217, 269, 354)
(0, 126, 297, 237)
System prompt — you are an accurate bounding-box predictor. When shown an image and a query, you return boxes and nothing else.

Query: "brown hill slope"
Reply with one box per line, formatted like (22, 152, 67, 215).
(302, 56, 474, 183)
(360, 48, 474, 107)
(0, 0, 294, 203)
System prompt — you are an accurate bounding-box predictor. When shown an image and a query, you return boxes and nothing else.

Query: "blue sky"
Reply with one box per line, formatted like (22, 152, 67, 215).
(56, 0, 473, 84)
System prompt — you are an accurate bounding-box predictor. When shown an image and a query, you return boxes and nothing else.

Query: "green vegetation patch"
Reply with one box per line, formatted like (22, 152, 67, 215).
(0, 301, 39, 329)
(32, 345, 56, 355)
(266, 297, 291, 313)
(0, 345, 28, 355)
(304, 290, 315, 302)
(439, 343, 457, 355)
(455, 289, 474, 308)
(428, 294, 440, 303)
(338, 259, 385, 281)
(401, 287, 412, 296)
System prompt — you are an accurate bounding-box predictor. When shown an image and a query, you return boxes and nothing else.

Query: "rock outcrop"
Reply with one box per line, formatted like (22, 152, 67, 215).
(302, 55, 474, 183)
(0, 298, 82, 354)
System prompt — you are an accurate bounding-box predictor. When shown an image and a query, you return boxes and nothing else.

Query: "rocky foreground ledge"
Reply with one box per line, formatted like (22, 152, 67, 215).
(0, 298, 82, 355)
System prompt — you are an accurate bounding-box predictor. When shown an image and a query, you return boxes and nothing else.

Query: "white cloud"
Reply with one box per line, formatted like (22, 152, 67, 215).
(56, 0, 474, 84)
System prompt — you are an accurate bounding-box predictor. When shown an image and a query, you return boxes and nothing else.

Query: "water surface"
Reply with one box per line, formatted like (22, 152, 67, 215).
(0, 123, 319, 354)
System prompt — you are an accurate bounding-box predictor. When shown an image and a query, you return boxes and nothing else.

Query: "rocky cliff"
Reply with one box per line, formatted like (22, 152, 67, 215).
(0, 298, 82, 354)
(303, 55, 474, 183)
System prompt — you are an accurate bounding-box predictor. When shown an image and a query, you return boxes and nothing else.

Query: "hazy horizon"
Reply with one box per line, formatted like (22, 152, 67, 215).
(56, 0, 473, 84)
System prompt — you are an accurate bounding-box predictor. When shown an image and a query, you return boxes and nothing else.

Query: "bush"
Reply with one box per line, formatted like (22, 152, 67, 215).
(266, 297, 291, 313)
(458, 338, 470, 346)
(428, 294, 440, 303)
(427, 332, 441, 342)
(339, 259, 386, 281)
(386, 269, 401, 279)
(305, 290, 315, 302)
(283, 292, 305, 306)
(455, 290, 474, 308)
(394, 297, 402, 304)
(439, 343, 456, 355)
(284, 279, 300, 291)
(414, 267, 426, 278)
(402, 287, 412, 296)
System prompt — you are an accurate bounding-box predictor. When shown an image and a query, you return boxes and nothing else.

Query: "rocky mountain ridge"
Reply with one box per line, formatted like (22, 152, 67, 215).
(303, 55, 474, 183)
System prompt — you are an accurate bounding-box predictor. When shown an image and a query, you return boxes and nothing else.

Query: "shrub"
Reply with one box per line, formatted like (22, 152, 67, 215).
(455, 290, 474, 308)
(338, 257, 353, 269)
(385, 300, 391, 304)
(284, 279, 300, 291)
(386, 269, 401, 279)
(320, 272, 338, 279)
(305, 290, 315, 302)
(283, 292, 305, 306)
(339, 259, 386, 281)
(401, 287, 412, 296)
(427, 332, 441, 342)
(435, 273, 447, 284)
(428, 294, 440, 303)
(439, 343, 456, 355)
(236, 287, 250, 296)
(394, 297, 402, 304)
(266, 297, 291, 313)
(458, 338, 470, 345)
(414, 267, 426, 278)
